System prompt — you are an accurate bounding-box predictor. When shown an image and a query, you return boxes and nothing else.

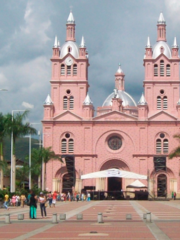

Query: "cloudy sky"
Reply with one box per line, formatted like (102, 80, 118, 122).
(0, 0, 179, 131)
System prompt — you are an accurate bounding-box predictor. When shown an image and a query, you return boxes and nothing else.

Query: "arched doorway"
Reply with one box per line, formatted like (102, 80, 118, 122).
(157, 174, 167, 197)
(62, 173, 73, 193)
(108, 177, 122, 191)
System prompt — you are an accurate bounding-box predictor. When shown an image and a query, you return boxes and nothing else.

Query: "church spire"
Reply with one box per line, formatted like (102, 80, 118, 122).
(115, 63, 125, 91)
(66, 10, 76, 42)
(157, 13, 166, 42)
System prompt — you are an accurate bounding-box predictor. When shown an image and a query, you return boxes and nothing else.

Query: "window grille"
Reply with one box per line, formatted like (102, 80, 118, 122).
(61, 139, 67, 153)
(67, 66, 71, 76)
(69, 96, 74, 110)
(73, 64, 77, 75)
(166, 64, 170, 77)
(61, 64, 65, 75)
(68, 139, 74, 153)
(156, 139, 161, 154)
(157, 96, 161, 110)
(160, 60, 164, 76)
(63, 96, 68, 110)
(163, 96, 168, 110)
(154, 64, 158, 76)
(163, 139, 168, 153)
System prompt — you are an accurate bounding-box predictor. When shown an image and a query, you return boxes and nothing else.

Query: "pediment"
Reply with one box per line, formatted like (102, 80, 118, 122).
(53, 111, 82, 121)
(93, 111, 137, 121)
(149, 111, 177, 121)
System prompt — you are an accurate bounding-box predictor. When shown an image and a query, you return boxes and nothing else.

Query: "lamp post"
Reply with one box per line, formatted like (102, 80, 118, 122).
(28, 123, 42, 190)
(11, 110, 25, 193)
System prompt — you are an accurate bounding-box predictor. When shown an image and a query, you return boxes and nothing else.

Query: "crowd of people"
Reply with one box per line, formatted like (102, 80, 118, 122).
(2, 190, 91, 218)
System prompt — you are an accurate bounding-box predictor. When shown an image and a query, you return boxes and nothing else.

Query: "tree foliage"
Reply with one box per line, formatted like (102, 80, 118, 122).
(169, 134, 180, 159)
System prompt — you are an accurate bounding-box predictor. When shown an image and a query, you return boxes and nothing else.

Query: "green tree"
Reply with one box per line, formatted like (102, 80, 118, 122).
(169, 134, 180, 159)
(31, 147, 62, 189)
(0, 113, 9, 189)
(4, 110, 37, 191)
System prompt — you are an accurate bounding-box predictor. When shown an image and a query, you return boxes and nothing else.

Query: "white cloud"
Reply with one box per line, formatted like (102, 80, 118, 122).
(22, 101, 34, 109)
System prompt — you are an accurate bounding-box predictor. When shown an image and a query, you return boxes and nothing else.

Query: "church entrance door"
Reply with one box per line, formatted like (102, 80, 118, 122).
(157, 174, 167, 197)
(108, 177, 122, 191)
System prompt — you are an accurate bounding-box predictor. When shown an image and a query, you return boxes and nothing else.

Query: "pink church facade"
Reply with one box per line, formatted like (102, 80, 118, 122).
(43, 12, 180, 198)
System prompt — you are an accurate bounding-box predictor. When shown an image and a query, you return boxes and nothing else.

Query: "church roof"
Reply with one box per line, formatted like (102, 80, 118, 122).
(152, 41, 171, 59)
(102, 90, 137, 107)
(158, 13, 166, 24)
(60, 41, 79, 59)
(80, 36, 86, 48)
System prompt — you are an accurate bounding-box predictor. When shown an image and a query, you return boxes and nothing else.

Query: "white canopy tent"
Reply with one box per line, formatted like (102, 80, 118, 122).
(126, 179, 147, 188)
(81, 168, 147, 180)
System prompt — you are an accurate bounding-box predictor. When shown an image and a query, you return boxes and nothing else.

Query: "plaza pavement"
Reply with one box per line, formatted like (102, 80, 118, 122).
(0, 200, 179, 239)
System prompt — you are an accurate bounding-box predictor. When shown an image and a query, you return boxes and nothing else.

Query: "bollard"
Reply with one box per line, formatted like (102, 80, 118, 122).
(126, 214, 132, 220)
(97, 212, 103, 223)
(76, 214, 83, 220)
(52, 213, 58, 224)
(59, 213, 66, 221)
(5, 214, 10, 224)
(143, 213, 147, 220)
(146, 212, 151, 223)
(18, 214, 24, 220)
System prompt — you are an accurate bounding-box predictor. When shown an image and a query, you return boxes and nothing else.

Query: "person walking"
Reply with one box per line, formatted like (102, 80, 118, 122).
(3, 193, 9, 210)
(30, 193, 37, 219)
(12, 194, 16, 207)
(20, 194, 26, 208)
(174, 192, 176, 200)
(171, 191, 174, 199)
(47, 192, 53, 207)
(52, 191, 57, 207)
(38, 192, 47, 218)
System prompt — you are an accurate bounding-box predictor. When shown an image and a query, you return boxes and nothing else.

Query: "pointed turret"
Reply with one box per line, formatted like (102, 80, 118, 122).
(83, 93, 94, 118)
(44, 94, 53, 105)
(66, 11, 76, 42)
(79, 36, 87, 57)
(83, 93, 93, 105)
(67, 11, 75, 24)
(146, 37, 151, 48)
(157, 13, 166, 42)
(54, 36, 58, 48)
(172, 37, 179, 58)
(172, 37, 178, 48)
(115, 63, 125, 91)
(158, 13, 166, 24)
(138, 93, 148, 120)
(138, 93, 147, 105)
(80, 36, 86, 48)
(43, 94, 53, 120)
(52, 36, 60, 57)
(145, 36, 152, 58)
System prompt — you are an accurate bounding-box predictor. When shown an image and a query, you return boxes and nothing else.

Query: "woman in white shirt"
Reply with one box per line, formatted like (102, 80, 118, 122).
(38, 192, 47, 218)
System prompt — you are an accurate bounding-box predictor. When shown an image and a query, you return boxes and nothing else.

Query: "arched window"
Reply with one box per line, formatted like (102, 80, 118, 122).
(163, 139, 168, 153)
(63, 96, 68, 110)
(69, 96, 74, 110)
(163, 96, 168, 110)
(73, 64, 77, 75)
(166, 64, 170, 76)
(67, 66, 71, 76)
(160, 60, 164, 76)
(154, 64, 158, 76)
(61, 64, 65, 75)
(157, 96, 161, 110)
(156, 139, 161, 154)
(68, 139, 74, 153)
(61, 139, 67, 153)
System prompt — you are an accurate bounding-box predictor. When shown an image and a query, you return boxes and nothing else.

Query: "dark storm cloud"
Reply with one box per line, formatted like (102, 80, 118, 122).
(0, 0, 179, 129)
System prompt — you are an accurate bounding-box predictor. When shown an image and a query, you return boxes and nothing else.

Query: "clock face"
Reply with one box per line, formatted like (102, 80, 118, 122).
(65, 57, 73, 66)
(108, 136, 122, 150)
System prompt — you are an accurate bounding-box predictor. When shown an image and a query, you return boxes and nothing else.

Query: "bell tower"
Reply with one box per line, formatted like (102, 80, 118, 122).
(143, 13, 180, 117)
(44, 11, 92, 120)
